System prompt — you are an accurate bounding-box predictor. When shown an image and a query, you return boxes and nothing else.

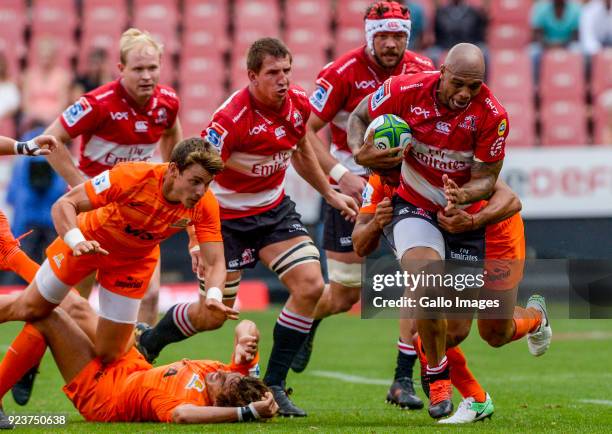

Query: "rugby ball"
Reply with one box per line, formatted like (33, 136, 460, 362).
(364, 114, 412, 151)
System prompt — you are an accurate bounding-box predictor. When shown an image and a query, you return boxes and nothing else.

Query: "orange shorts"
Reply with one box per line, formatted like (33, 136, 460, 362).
(484, 213, 526, 291)
(63, 348, 151, 422)
(46, 237, 159, 299)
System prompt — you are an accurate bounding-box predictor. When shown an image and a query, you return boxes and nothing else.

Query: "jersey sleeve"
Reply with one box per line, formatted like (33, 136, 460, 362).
(360, 175, 385, 214)
(475, 110, 509, 163)
(227, 352, 260, 376)
(201, 112, 237, 160)
(193, 189, 223, 244)
(309, 65, 348, 122)
(59, 95, 101, 138)
(367, 77, 402, 120)
(148, 391, 198, 423)
(83, 164, 142, 208)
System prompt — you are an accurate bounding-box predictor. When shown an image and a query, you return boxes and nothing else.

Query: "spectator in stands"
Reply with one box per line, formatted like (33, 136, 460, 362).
(429, 0, 488, 64)
(404, 1, 426, 50)
(5, 123, 66, 284)
(0, 52, 20, 134)
(21, 38, 71, 126)
(579, 0, 612, 56)
(529, 0, 582, 82)
(71, 48, 113, 101)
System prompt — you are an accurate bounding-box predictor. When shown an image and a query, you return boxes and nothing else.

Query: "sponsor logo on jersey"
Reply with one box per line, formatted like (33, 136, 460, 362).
(170, 218, 192, 228)
(91, 170, 111, 194)
(185, 373, 205, 392)
(110, 111, 128, 121)
(249, 123, 267, 135)
(355, 80, 376, 89)
(252, 151, 292, 176)
(135, 120, 148, 132)
(288, 223, 306, 233)
(490, 136, 505, 157)
(400, 82, 424, 92)
(114, 276, 144, 289)
(370, 79, 392, 111)
(53, 253, 64, 269)
(410, 105, 430, 119)
(485, 97, 499, 115)
(275, 126, 286, 139)
(459, 115, 478, 131)
(204, 122, 228, 150)
(124, 224, 158, 241)
(163, 367, 178, 377)
(155, 107, 168, 125)
(232, 106, 247, 123)
(336, 57, 357, 74)
(291, 88, 307, 97)
(497, 119, 507, 136)
(435, 121, 451, 135)
(310, 78, 333, 112)
(160, 88, 177, 99)
(62, 97, 93, 127)
(292, 110, 303, 128)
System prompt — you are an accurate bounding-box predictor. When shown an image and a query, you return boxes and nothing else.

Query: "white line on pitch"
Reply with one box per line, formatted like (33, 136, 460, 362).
(309, 370, 390, 385)
(579, 399, 612, 406)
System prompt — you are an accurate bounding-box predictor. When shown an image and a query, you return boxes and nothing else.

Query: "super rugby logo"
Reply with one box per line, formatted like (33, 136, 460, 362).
(310, 78, 333, 112)
(91, 170, 111, 194)
(185, 374, 205, 392)
(204, 122, 228, 150)
(62, 97, 92, 127)
(362, 182, 374, 207)
(370, 79, 392, 111)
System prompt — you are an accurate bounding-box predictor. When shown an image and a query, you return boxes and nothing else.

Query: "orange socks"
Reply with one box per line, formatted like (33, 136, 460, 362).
(511, 306, 542, 341)
(0, 324, 47, 401)
(446, 346, 487, 402)
(6, 250, 40, 283)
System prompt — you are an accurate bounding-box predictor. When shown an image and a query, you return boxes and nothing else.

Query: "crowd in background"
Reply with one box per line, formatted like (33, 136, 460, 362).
(0, 0, 611, 280)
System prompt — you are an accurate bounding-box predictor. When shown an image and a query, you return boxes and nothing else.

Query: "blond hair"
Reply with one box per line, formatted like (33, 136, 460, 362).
(119, 28, 163, 64)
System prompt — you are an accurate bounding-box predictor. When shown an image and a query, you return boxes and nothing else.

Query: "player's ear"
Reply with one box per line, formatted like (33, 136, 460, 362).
(247, 69, 257, 84)
(117, 62, 125, 73)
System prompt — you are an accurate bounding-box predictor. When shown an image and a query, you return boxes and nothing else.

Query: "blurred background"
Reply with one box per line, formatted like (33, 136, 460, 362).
(0, 0, 610, 307)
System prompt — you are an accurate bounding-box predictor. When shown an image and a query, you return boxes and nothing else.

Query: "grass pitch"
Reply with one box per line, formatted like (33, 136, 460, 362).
(1, 308, 611, 433)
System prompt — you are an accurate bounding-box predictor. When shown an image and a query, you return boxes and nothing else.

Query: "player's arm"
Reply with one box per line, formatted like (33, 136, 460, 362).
(352, 198, 393, 257)
(438, 179, 521, 234)
(442, 160, 503, 212)
(44, 119, 87, 187)
(159, 117, 183, 162)
(233, 320, 259, 365)
(347, 96, 403, 169)
(199, 241, 238, 320)
(0, 135, 58, 156)
(171, 393, 278, 423)
(307, 113, 367, 204)
(291, 136, 358, 220)
(50, 184, 109, 256)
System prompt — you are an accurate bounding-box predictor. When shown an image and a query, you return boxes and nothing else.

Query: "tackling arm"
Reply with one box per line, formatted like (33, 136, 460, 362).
(159, 117, 183, 162)
(44, 119, 87, 187)
(352, 213, 382, 257)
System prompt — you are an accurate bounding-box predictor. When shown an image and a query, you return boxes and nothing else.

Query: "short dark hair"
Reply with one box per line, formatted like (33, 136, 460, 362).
(215, 376, 270, 407)
(246, 37, 292, 73)
(169, 137, 224, 175)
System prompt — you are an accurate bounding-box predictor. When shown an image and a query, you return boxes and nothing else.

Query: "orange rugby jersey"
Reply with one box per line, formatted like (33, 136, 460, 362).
(116, 357, 258, 422)
(80, 162, 222, 256)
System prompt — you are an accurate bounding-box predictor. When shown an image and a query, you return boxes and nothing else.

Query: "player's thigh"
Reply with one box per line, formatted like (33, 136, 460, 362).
(142, 259, 161, 295)
(75, 272, 97, 299)
(95, 316, 135, 363)
(399, 318, 417, 340)
(260, 235, 324, 295)
(59, 290, 98, 341)
(36, 308, 96, 384)
(326, 250, 363, 290)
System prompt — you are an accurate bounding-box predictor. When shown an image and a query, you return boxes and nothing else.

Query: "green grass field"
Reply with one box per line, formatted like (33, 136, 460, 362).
(1, 308, 611, 433)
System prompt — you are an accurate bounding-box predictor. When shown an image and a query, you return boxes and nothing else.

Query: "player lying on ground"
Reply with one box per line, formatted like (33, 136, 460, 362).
(0, 301, 276, 426)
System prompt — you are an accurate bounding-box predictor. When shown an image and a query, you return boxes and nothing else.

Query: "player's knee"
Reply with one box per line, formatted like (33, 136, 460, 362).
(191, 302, 228, 331)
(329, 288, 360, 314)
(446, 327, 470, 347)
(479, 327, 510, 348)
(21, 299, 52, 322)
(296, 274, 325, 305)
(270, 240, 322, 303)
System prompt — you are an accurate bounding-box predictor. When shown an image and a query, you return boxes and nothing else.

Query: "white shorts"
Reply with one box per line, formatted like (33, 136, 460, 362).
(391, 217, 445, 261)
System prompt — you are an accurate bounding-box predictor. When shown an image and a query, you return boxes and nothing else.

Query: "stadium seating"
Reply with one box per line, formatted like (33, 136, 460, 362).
(591, 49, 612, 96)
(233, 0, 281, 54)
(540, 49, 585, 102)
(540, 100, 588, 146)
(0, 0, 26, 76)
(182, 0, 229, 56)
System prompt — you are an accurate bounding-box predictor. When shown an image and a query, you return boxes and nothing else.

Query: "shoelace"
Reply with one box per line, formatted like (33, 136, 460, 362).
(430, 381, 452, 404)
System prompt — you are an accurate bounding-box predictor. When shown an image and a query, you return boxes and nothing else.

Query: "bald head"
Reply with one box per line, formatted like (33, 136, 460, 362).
(443, 43, 485, 80)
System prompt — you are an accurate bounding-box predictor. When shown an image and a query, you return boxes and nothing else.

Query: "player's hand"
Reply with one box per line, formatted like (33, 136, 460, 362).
(205, 298, 239, 321)
(437, 208, 476, 234)
(252, 392, 278, 419)
(234, 335, 258, 365)
(15, 135, 59, 156)
(72, 240, 109, 256)
(354, 129, 403, 169)
(337, 171, 367, 205)
(442, 174, 468, 212)
(324, 190, 358, 222)
(374, 197, 394, 230)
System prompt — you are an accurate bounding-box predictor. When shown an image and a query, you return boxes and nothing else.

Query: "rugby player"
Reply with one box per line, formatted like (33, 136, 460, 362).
(298, 1, 435, 409)
(0, 306, 276, 427)
(136, 38, 358, 417)
(347, 43, 551, 418)
(13, 28, 184, 404)
(0, 138, 228, 381)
